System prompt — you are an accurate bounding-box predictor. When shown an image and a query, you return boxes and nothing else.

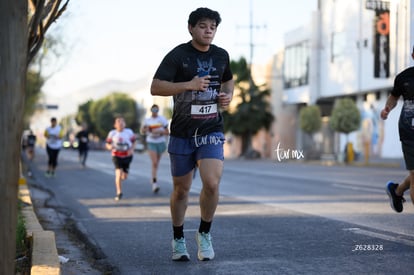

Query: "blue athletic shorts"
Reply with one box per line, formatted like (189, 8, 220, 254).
(168, 132, 225, 177)
(147, 142, 167, 154)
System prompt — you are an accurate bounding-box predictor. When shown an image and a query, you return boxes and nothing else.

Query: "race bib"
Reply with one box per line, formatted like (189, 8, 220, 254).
(191, 103, 218, 119)
(115, 142, 129, 152)
(191, 88, 219, 119)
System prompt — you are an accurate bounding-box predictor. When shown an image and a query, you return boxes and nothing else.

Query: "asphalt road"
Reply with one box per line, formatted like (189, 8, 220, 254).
(26, 148, 414, 274)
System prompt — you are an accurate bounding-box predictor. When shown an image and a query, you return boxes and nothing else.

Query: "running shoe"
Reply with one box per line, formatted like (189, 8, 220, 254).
(45, 171, 51, 178)
(386, 181, 405, 213)
(152, 183, 160, 193)
(114, 193, 123, 201)
(172, 238, 190, 261)
(196, 232, 215, 261)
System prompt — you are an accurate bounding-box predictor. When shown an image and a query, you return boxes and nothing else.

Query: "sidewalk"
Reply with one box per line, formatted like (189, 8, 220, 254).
(19, 181, 60, 275)
(308, 155, 403, 168)
(354, 156, 404, 168)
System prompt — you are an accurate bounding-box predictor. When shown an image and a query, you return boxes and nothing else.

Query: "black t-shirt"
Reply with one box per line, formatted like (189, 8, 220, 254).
(76, 130, 89, 149)
(153, 41, 233, 138)
(27, 134, 36, 147)
(391, 66, 414, 142)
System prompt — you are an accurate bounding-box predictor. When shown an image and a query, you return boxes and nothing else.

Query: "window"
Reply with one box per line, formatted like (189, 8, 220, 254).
(283, 41, 310, 89)
(331, 31, 346, 62)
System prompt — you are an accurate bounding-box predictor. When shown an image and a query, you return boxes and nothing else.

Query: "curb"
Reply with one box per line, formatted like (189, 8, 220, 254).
(19, 180, 60, 275)
(298, 159, 402, 168)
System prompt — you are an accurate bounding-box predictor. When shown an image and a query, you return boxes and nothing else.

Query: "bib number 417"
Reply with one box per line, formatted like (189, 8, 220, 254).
(191, 103, 218, 117)
(198, 105, 211, 113)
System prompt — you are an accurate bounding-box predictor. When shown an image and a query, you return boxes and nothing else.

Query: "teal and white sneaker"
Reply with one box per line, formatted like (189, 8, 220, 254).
(196, 232, 215, 261)
(172, 237, 190, 261)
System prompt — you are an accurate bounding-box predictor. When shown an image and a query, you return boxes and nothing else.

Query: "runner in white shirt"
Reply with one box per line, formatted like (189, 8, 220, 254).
(106, 116, 136, 201)
(44, 117, 64, 177)
(142, 104, 169, 193)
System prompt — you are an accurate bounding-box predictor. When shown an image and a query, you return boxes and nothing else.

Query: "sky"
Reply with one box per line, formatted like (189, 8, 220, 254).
(42, 0, 317, 103)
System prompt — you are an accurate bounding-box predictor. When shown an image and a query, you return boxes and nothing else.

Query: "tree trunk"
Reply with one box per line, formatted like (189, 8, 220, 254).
(0, 1, 28, 274)
(240, 131, 260, 159)
(239, 132, 249, 156)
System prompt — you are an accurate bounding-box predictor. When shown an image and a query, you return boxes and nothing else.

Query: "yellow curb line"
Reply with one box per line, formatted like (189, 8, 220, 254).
(19, 180, 60, 275)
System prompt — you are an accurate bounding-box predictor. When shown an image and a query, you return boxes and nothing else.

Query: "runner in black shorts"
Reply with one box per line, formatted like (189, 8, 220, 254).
(112, 155, 132, 174)
(381, 46, 414, 213)
(151, 7, 234, 262)
(106, 116, 136, 201)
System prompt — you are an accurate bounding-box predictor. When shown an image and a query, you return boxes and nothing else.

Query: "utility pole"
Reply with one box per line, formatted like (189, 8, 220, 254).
(238, 0, 266, 85)
(248, 0, 254, 71)
(248, 0, 266, 69)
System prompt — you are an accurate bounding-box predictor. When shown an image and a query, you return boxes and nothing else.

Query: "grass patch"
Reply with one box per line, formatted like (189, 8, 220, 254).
(15, 200, 30, 275)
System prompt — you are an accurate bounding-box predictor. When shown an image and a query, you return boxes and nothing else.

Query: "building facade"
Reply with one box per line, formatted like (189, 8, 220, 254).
(272, 0, 413, 160)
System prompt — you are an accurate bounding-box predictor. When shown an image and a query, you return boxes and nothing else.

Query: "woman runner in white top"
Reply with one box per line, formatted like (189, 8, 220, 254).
(142, 104, 169, 193)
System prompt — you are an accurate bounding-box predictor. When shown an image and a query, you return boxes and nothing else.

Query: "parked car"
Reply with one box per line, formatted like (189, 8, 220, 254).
(62, 140, 78, 150)
(134, 134, 146, 153)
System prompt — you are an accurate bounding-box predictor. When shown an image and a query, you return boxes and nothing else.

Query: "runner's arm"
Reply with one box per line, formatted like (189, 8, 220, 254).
(221, 79, 234, 99)
(151, 76, 210, 96)
(218, 79, 234, 109)
(128, 134, 137, 155)
(380, 94, 399, 120)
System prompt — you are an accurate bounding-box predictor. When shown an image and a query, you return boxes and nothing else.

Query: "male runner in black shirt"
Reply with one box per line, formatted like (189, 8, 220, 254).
(382, 46, 414, 213)
(151, 7, 234, 261)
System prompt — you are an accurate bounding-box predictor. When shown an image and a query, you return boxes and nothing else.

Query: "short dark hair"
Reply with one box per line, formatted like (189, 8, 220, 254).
(188, 7, 221, 27)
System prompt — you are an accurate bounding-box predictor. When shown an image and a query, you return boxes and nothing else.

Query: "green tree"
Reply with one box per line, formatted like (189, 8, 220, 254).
(0, 1, 68, 273)
(299, 104, 322, 159)
(329, 97, 361, 136)
(223, 57, 274, 158)
(330, 97, 361, 162)
(89, 93, 141, 139)
(299, 105, 322, 135)
(23, 25, 68, 130)
(75, 100, 95, 133)
(60, 114, 76, 138)
(24, 70, 44, 127)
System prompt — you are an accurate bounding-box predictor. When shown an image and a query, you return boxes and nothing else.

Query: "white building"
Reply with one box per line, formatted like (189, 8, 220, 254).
(272, 0, 413, 160)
